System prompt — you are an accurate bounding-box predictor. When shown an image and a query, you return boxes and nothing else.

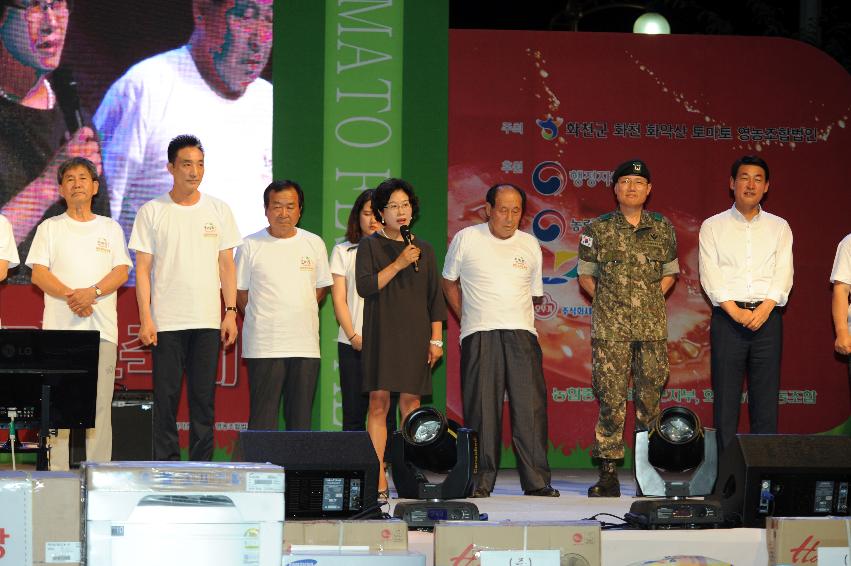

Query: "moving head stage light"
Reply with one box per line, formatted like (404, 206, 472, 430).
(628, 406, 724, 529)
(391, 407, 480, 529)
(391, 406, 477, 500)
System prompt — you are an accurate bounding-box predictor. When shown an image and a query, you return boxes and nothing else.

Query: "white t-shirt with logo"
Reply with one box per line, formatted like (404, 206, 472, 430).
(129, 193, 242, 332)
(329, 240, 363, 345)
(26, 214, 132, 344)
(0, 214, 19, 268)
(442, 223, 543, 341)
(830, 233, 851, 333)
(236, 228, 332, 358)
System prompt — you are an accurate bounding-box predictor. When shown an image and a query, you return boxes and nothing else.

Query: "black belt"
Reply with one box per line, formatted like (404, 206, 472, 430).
(735, 301, 763, 310)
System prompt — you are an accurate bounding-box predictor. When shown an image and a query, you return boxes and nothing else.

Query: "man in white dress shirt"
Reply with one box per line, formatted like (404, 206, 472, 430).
(830, 234, 851, 380)
(699, 155, 794, 452)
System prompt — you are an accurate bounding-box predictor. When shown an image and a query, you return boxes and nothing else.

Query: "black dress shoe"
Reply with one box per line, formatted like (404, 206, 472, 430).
(524, 485, 560, 497)
(469, 487, 491, 498)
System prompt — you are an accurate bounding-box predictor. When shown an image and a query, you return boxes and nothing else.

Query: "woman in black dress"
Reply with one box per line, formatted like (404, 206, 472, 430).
(356, 178, 446, 497)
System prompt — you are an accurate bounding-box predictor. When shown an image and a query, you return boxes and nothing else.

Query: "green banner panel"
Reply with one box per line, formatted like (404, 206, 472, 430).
(275, 0, 448, 430)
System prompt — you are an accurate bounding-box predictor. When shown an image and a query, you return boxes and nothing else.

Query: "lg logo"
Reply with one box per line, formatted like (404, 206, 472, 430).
(1, 344, 32, 358)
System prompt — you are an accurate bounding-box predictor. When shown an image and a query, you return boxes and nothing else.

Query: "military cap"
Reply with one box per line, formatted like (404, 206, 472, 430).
(613, 159, 651, 183)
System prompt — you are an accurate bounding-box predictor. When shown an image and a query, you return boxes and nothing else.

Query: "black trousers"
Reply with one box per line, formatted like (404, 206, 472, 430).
(338, 342, 398, 443)
(246, 357, 319, 431)
(151, 329, 220, 461)
(710, 307, 783, 452)
(461, 329, 551, 492)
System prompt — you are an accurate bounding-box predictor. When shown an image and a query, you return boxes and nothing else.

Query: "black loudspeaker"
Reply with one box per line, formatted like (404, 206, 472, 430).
(238, 431, 378, 519)
(714, 434, 851, 527)
(111, 390, 154, 461)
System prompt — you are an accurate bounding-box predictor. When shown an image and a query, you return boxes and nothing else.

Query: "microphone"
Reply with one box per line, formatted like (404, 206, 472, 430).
(51, 66, 84, 140)
(400, 225, 419, 272)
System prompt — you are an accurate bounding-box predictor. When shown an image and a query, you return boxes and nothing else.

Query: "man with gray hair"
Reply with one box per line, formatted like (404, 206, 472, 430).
(27, 157, 131, 469)
(443, 183, 558, 498)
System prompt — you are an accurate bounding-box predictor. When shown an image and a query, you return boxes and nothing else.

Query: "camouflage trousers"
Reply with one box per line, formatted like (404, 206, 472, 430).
(591, 339, 669, 460)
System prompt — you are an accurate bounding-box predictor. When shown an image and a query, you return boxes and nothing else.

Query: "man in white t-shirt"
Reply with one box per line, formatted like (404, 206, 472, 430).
(95, 0, 273, 271)
(26, 157, 131, 470)
(0, 214, 19, 283)
(442, 184, 558, 498)
(236, 180, 331, 431)
(831, 233, 851, 380)
(0, 214, 19, 327)
(129, 135, 241, 461)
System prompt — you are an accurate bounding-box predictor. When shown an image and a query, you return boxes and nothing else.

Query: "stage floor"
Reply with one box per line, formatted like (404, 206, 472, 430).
(394, 469, 768, 566)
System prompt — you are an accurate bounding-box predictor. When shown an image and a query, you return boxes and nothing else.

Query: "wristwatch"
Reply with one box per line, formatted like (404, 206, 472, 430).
(91, 285, 103, 297)
(429, 339, 444, 348)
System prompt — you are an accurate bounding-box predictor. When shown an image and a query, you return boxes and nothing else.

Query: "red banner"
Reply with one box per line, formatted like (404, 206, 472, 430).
(447, 31, 851, 466)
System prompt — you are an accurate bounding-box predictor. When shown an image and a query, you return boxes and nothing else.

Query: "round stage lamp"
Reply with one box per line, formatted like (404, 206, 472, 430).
(401, 406, 459, 474)
(631, 405, 722, 527)
(648, 406, 705, 473)
(633, 12, 671, 35)
(390, 406, 477, 500)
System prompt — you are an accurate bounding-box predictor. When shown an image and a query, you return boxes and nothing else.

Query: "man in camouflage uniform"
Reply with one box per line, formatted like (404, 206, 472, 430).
(577, 159, 679, 497)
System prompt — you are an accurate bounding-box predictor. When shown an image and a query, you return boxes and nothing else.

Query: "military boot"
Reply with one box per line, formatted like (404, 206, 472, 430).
(587, 459, 620, 497)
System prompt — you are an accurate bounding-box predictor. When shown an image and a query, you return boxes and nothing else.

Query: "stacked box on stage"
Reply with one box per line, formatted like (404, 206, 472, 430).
(282, 550, 425, 566)
(83, 461, 284, 566)
(0, 471, 82, 566)
(284, 519, 409, 552)
(111, 390, 154, 461)
(433, 521, 601, 566)
(767, 516, 851, 566)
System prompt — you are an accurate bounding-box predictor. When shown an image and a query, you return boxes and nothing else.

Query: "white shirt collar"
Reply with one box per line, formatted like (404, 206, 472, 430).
(730, 203, 763, 223)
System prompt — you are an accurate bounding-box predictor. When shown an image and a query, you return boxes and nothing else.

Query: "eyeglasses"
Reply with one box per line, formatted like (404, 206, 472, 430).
(617, 178, 648, 188)
(8, 0, 70, 19)
(384, 201, 412, 213)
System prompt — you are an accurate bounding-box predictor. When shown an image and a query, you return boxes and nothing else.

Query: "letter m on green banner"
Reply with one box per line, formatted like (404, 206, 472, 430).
(275, 0, 447, 431)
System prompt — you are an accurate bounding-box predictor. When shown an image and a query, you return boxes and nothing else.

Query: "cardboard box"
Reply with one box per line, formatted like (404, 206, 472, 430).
(433, 521, 600, 566)
(282, 550, 425, 566)
(284, 519, 408, 552)
(0, 471, 82, 566)
(767, 516, 851, 565)
(83, 461, 285, 566)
